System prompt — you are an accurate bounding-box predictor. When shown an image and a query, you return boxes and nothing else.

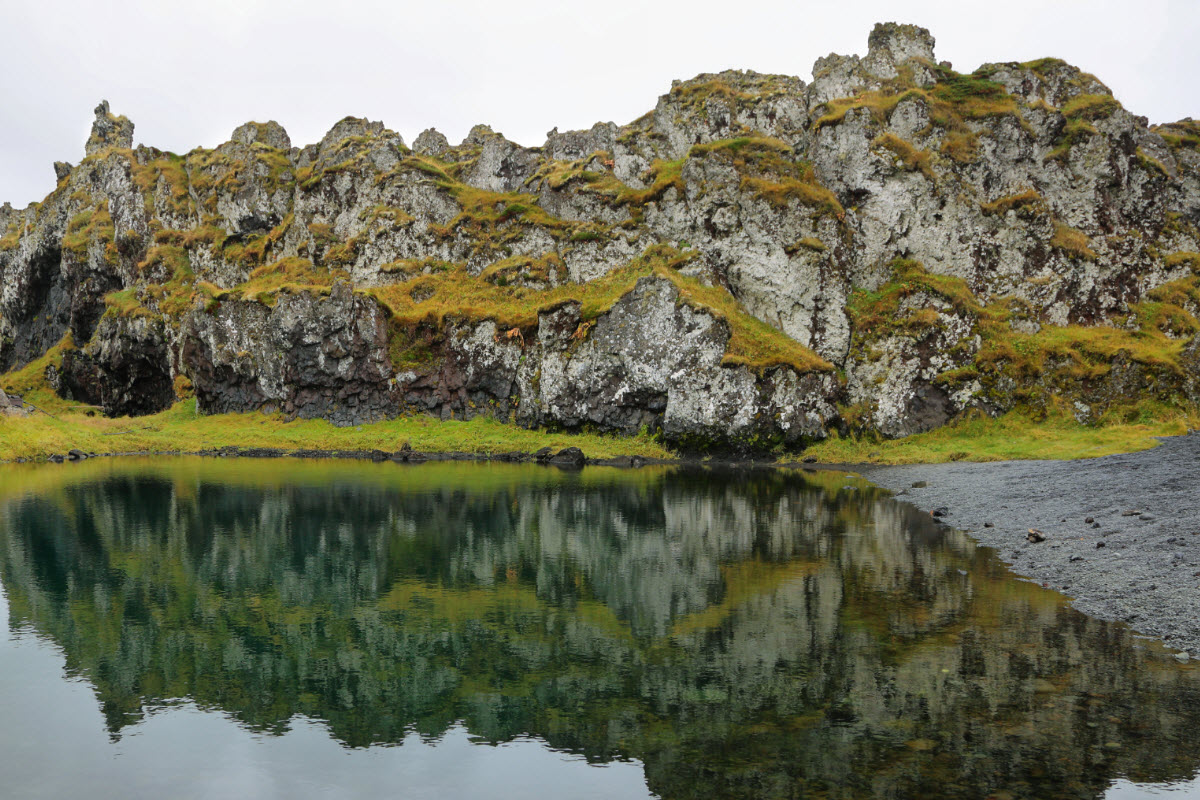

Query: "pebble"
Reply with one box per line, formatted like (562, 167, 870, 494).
(983, 522, 994, 528)
(1122, 510, 1142, 517)
(912, 481, 928, 488)
(1092, 522, 1101, 529)
(1140, 514, 1156, 521)
(1175, 652, 1191, 663)
(932, 507, 949, 518)
(1085, 517, 1095, 524)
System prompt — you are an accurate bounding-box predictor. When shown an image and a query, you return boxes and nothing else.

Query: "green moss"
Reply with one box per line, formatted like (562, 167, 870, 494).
(1137, 148, 1170, 178)
(980, 190, 1044, 217)
(481, 252, 564, 286)
(323, 237, 360, 268)
(616, 158, 686, 206)
(101, 287, 158, 320)
(1049, 222, 1097, 260)
(1061, 93, 1121, 121)
(931, 71, 1016, 118)
(0, 217, 21, 251)
(872, 133, 935, 180)
(1165, 252, 1200, 273)
(229, 257, 348, 306)
(131, 152, 192, 217)
(848, 259, 987, 347)
(359, 204, 415, 232)
(814, 63, 1020, 141)
(939, 131, 980, 164)
(786, 237, 827, 254)
(137, 245, 198, 318)
(62, 202, 117, 264)
(1153, 119, 1200, 151)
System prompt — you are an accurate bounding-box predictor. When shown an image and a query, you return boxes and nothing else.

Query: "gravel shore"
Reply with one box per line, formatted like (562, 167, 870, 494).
(862, 433, 1200, 658)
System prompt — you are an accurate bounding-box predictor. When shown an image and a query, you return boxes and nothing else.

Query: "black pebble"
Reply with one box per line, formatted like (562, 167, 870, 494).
(1096, 542, 1106, 548)
(1085, 517, 1095, 524)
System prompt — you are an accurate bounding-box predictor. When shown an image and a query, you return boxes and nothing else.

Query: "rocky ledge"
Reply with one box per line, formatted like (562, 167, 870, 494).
(2, 22, 1199, 451)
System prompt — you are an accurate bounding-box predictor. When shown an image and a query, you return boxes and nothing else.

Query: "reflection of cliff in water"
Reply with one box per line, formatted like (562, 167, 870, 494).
(1, 459, 1198, 799)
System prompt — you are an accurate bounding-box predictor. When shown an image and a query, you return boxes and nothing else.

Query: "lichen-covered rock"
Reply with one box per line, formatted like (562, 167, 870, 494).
(509, 278, 838, 449)
(182, 282, 397, 425)
(0, 388, 28, 417)
(2, 21, 1200, 447)
(46, 314, 175, 417)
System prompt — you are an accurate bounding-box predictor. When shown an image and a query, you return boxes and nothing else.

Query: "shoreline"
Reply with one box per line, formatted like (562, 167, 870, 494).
(862, 433, 1200, 659)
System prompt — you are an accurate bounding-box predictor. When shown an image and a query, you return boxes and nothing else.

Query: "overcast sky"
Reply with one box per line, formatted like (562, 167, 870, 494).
(3, 0, 1198, 208)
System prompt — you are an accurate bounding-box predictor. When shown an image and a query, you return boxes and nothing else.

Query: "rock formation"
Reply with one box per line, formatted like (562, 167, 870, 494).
(2, 22, 1199, 449)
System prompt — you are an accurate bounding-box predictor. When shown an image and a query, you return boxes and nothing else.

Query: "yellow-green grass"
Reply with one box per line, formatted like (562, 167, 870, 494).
(803, 406, 1199, 466)
(0, 398, 674, 462)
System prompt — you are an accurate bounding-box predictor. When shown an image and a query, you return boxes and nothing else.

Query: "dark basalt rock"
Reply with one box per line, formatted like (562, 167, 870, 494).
(182, 282, 398, 426)
(548, 447, 586, 467)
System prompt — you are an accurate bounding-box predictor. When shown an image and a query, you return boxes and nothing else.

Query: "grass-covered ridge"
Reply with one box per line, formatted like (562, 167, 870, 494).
(0, 398, 674, 463)
(805, 406, 1198, 465)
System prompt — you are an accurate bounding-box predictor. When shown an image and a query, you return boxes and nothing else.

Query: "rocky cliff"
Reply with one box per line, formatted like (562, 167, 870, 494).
(3, 23, 1199, 449)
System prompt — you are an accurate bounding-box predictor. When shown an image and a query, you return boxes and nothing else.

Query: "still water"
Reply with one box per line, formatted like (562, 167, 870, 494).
(0, 457, 1198, 799)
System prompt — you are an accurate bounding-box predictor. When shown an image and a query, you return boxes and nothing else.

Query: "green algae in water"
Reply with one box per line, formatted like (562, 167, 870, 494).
(0, 457, 1198, 799)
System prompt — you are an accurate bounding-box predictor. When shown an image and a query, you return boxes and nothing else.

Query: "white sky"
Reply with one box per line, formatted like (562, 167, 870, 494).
(2, 0, 1198, 209)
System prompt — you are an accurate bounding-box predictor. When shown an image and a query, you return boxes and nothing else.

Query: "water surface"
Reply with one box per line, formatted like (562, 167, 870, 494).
(1, 457, 1198, 799)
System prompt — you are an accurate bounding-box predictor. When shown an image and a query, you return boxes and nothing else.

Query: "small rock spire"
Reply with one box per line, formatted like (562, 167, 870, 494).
(862, 22, 936, 79)
(85, 100, 134, 156)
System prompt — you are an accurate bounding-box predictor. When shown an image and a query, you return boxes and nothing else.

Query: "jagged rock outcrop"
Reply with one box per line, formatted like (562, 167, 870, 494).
(0, 387, 27, 417)
(183, 281, 395, 425)
(2, 22, 1199, 449)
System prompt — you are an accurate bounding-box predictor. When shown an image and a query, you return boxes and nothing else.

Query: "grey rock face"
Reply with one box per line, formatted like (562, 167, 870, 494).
(2, 22, 1199, 449)
(48, 314, 175, 417)
(0, 387, 27, 417)
(413, 128, 449, 157)
(182, 282, 397, 425)
(509, 278, 838, 449)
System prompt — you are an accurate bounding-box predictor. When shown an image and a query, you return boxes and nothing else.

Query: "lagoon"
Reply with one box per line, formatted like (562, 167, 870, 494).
(0, 458, 1197, 799)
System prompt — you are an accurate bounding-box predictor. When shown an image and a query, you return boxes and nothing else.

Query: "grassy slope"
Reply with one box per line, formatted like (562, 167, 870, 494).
(0, 399, 672, 462)
(1, 393, 1193, 465)
(804, 408, 1198, 465)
